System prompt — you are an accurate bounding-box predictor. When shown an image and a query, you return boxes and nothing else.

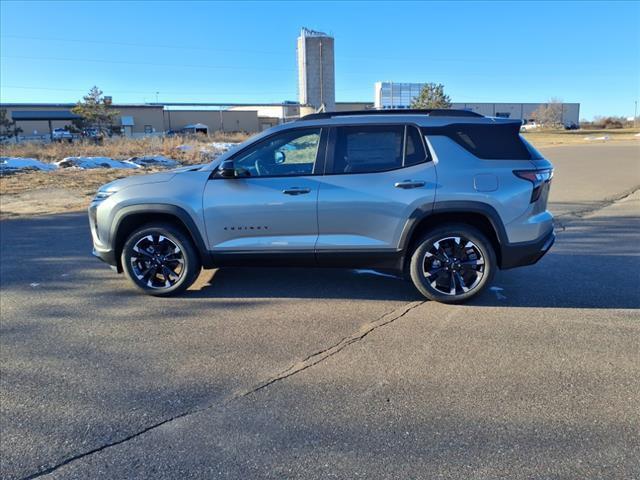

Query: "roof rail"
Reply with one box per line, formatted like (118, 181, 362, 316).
(299, 108, 483, 121)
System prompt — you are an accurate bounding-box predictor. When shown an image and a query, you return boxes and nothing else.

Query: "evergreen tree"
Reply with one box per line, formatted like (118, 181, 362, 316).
(0, 109, 22, 139)
(71, 87, 119, 134)
(410, 83, 452, 109)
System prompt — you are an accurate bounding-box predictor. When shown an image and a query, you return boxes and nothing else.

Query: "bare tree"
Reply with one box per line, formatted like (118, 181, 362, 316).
(531, 98, 563, 127)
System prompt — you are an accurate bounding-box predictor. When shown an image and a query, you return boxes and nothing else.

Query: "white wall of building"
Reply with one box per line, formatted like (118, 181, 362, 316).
(374, 82, 580, 125)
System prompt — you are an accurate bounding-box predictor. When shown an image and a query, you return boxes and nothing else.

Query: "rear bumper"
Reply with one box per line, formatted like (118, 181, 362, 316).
(500, 229, 555, 270)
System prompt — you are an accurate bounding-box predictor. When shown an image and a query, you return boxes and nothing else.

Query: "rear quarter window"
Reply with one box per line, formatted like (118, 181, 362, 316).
(423, 123, 533, 160)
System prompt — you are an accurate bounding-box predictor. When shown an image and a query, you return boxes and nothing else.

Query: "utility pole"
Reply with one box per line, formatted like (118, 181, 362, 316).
(155, 92, 159, 103)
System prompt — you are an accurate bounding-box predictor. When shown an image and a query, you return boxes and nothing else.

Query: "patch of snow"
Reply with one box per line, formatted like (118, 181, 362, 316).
(634, 133, 640, 137)
(209, 142, 238, 152)
(489, 286, 507, 300)
(127, 155, 180, 168)
(199, 142, 240, 160)
(56, 157, 141, 169)
(352, 269, 401, 279)
(174, 144, 193, 151)
(584, 135, 610, 142)
(0, 157, 57, 172)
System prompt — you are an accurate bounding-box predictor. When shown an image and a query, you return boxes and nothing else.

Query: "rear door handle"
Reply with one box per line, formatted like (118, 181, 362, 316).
(394, 180, 426, 189)
(283, 187, 311, 195)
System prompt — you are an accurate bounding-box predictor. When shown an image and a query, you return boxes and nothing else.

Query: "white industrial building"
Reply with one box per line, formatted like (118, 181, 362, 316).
(374, 82, 580, 126)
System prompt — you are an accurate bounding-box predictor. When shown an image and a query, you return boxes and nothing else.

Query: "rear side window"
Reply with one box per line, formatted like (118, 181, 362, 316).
(404, 126, 429, 166)
(423, 123, 533, 160)
(330, 125, 429, 174)
(332, 125, 404, 173)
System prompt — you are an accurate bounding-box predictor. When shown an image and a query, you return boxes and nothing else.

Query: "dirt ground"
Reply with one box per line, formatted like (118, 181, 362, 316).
(522, 128, 639, 147)
(1, 130, 638, 219)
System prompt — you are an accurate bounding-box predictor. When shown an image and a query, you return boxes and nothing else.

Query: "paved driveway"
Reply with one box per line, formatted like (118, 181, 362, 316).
(1, 142, 638, 479)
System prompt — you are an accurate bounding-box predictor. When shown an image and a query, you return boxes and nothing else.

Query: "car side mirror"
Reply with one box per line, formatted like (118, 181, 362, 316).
(218, 160, 236, 178)
(275, 150, 285, 164)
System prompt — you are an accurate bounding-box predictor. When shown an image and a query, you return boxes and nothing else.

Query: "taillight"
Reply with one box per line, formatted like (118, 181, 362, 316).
(513, 169, 553, 202)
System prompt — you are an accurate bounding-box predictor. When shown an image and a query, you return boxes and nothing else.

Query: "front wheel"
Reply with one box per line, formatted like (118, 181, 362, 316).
(409, 224, 496, 303)
(121, 223, 201, 296)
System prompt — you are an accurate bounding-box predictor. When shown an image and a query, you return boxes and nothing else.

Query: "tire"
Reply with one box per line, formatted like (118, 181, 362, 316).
(409, 223, 496, 304)
(121, 223, 201, 296)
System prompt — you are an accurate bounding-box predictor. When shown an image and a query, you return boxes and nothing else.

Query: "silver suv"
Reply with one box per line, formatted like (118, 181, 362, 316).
(89, 110, 554, 303)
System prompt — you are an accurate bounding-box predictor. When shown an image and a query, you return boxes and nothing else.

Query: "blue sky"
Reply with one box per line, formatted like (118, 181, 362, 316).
(1, 0, 638, 119)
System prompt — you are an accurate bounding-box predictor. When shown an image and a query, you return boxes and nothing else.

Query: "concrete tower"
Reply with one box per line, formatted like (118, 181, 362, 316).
(297, 28, 335, 112)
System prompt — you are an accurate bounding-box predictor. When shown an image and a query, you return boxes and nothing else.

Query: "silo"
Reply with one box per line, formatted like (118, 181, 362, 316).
(297, 28, 335, 111)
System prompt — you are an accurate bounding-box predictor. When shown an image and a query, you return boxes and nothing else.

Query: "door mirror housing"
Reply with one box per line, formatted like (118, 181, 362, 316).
(274, 150, 285, 164)
(218, 160, 236, 178)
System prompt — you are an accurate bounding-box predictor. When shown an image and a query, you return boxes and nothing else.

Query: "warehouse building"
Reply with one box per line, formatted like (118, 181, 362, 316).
(0, 103, 261, 139)
(374, 82, 580, 126)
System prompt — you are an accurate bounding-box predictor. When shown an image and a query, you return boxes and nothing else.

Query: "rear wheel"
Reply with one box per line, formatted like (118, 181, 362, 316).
(121, 223, 201, 296)
(409, 224, 495, 303)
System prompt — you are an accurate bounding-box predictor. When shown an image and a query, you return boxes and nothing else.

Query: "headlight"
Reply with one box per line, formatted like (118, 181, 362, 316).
(93, 190, 115, 202)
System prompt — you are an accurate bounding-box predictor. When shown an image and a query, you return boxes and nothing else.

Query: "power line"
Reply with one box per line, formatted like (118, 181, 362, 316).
(0, 55, 296, 72)
(0, 34, 289, 56)
(0, 85, 297, 96)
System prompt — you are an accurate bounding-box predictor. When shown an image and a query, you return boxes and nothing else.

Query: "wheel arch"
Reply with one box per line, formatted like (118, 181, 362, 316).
(400, 201, 507, 269)
(110, 204, 212, 272)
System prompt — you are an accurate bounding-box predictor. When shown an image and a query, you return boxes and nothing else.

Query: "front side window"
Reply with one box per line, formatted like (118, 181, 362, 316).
(232, 128, 321, 177)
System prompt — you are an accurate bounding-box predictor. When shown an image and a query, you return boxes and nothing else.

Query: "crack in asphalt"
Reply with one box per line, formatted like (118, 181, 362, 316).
(553, 186, 639, 231)
(20, 300, 425, 479)
(237, 301, 425, 397)
(23, 186, 639, 479)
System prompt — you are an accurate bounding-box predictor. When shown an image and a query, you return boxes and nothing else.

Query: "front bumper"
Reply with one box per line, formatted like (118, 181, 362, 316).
(500, 229, 555, 270)
(89, 202, 120, 271)
(92, 247, 119, 270)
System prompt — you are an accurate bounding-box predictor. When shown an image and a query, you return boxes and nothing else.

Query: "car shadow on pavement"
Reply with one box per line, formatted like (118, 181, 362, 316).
(187, 267, 422, 301)
(189, 212, 640, 309)
(472, 213, 640, 310)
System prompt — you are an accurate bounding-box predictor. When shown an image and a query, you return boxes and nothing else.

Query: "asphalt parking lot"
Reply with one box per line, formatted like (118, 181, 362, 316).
(1, 142, 639, 479)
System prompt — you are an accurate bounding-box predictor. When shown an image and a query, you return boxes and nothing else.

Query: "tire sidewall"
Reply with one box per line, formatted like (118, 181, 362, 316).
(410, 224, 496, 303)
(121, 224, 200, 296)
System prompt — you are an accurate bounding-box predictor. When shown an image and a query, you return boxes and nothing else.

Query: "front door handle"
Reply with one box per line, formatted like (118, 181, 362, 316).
(394, 180, 426, 189)
(283, 187, 311, 195)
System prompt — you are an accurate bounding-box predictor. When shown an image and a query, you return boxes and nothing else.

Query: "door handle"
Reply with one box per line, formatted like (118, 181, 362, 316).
(283, 187, 311, 195)
(394, 180, 426, 189)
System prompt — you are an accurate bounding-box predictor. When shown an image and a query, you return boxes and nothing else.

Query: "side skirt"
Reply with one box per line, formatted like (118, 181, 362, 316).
(208, 249, 405, 272)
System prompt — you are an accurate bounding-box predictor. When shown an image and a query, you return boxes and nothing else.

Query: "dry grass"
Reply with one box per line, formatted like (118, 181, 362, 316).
(1, 128, 638, 218)
(0, 132, 249, 166)
(0, 133, 250, 218)
(0, 168, 149, 197)
(523, 128, 640, 148)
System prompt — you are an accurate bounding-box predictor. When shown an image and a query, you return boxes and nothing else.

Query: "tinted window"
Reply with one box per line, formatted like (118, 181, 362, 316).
(520, 135, 544, 159)
(233, 128, 321, 177)
(332, 125, 404, 174)
(422, 123, 532, 160)
(404, 126, 429, 166)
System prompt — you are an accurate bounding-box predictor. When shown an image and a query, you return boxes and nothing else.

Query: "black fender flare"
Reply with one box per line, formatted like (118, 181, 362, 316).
(110, 204, 213, 269)
(398, 200, 509, 253)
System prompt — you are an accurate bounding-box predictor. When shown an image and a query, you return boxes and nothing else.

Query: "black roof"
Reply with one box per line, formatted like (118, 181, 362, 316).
(299, 109, 483, 121)
(11, 110, 81, 121)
